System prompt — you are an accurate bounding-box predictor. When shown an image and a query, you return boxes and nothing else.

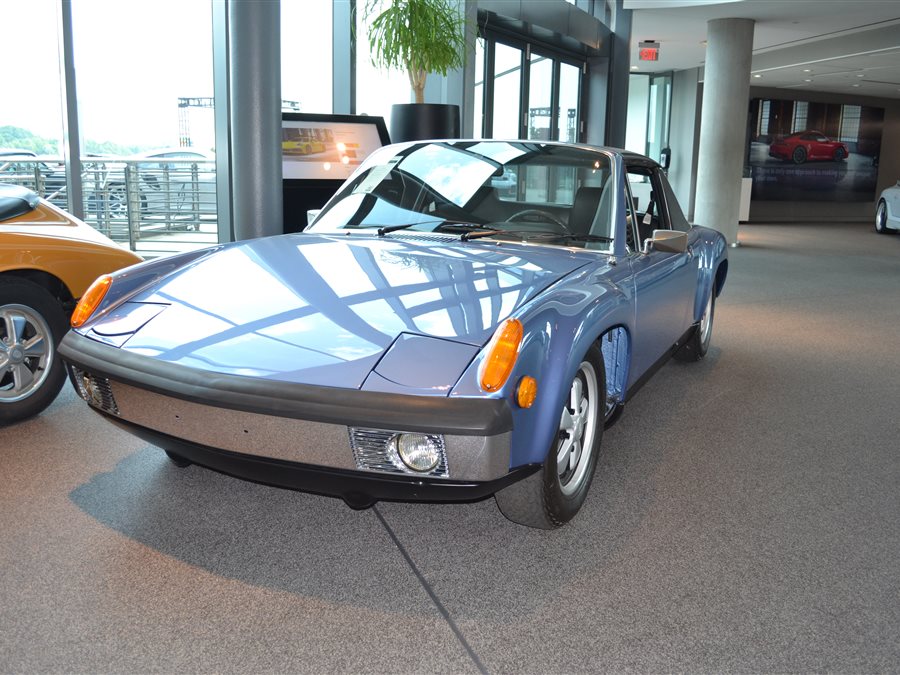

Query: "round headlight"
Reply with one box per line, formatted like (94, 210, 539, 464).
(392, 433, 440, 473)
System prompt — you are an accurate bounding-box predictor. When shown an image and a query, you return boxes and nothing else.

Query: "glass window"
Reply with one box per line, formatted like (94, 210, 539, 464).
(0, 0, 66, 205)
(72, 1, 214, 153)
(527, 55, 552, 140)
(71, 0, 217, 249)
(492, 44, 522, 138)
(0, 0, 64, 156)
(558, 62, 581, 143)
(282, 0, 332, 113)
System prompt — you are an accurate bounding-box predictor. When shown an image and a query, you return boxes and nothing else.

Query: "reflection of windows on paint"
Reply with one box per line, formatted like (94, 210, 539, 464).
(839, 105, 861, 143)
(792, 101, 808, 133)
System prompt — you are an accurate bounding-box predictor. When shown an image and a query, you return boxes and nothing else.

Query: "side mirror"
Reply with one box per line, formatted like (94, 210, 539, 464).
(659, 147, 671, 170)
(642, 229, 688, 254)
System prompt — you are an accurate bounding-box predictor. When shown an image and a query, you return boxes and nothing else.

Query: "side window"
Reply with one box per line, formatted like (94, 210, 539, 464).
(656, 169, 691, 232)
(626, 165, 663, 245)
(623, 178, 639, 254)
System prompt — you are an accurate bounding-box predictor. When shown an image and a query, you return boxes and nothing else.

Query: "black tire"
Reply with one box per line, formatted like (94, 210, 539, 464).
(833, 148, 845, 161)
(875, 200, 895, 235)
(495, 344, 606, 529)
(792, 146, 807, 164)
(164, 450, 192, 467)
(0, 279, 69, 426)
(674, 291, 715, 362)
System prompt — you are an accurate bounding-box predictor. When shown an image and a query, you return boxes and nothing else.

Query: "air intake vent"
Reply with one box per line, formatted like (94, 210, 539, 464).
(70, 367, 119, 416)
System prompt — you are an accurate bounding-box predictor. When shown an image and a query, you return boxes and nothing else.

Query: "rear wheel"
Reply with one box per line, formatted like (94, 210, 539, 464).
(792, 146, 807, 164)
(0, 280, 68, 425)
(495, 345, 605, 529)
(675, 291, 715, 362)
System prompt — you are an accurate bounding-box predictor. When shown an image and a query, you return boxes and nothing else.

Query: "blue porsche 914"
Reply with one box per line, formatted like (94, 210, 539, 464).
(59, 140, 727, 529)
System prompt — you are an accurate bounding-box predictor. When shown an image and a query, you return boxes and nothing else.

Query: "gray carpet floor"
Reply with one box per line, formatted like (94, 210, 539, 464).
(1, 222, 898, 673)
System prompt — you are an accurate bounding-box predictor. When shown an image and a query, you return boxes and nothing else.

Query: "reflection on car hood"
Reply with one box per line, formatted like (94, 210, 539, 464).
(104, 232, 591, 388)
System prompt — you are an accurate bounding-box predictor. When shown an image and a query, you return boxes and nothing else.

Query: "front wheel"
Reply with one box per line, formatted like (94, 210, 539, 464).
(875, 200, 894, 234)
(495, 345, 605, 529)
(674, 291, 715, 362)
(0, 280, 68, 425)
(792, 146, 807, 164)
(833, 148, 846, 161)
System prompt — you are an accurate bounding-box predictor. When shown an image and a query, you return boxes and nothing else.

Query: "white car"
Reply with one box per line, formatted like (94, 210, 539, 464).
(875, 181, 900, 234)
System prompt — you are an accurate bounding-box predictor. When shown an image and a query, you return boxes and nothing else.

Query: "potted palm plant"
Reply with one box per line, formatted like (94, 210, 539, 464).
(363, 0, 467, 142)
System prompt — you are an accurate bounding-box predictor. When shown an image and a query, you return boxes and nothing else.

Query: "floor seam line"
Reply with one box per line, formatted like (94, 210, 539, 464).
(373, 506, 488, 675)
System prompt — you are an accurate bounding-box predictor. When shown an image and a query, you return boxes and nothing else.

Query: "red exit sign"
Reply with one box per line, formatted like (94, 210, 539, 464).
(639, 41, 660, 61)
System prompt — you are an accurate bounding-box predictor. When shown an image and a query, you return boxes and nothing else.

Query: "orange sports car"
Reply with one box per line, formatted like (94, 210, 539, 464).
(0, 183, 142, 425)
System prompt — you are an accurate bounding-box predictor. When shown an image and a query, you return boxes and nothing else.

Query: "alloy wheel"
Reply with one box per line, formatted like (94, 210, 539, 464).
(557, 361, 599, 496)
(0, 304, 54, 403)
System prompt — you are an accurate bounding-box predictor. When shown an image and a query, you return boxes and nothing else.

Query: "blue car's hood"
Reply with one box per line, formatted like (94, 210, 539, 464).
(92, 233, 591, 388)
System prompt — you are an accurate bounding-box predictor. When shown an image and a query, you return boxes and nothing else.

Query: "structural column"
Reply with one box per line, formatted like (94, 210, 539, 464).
(229, 0, 283, 240)
(694, 18, 754, 245)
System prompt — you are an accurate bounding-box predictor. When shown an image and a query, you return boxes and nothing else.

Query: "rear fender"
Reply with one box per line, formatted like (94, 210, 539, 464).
(689, 226, 727, 323)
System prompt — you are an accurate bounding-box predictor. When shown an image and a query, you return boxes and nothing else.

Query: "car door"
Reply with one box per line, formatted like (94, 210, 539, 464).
(625, 162, 697, 381)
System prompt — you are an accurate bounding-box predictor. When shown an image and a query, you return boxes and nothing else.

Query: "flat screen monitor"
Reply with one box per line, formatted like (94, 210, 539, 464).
(282, 112, 390, 181)
(281, 113, 390, 232)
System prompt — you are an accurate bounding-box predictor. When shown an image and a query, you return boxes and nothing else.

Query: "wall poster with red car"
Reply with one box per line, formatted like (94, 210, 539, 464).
(747, 97, 883, 201)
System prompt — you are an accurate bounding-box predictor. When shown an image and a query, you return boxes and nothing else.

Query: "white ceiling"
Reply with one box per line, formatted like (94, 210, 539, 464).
(625, 0, 900, 99)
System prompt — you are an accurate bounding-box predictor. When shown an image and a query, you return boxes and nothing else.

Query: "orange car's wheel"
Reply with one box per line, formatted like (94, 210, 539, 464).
(0, 279, 68, 425)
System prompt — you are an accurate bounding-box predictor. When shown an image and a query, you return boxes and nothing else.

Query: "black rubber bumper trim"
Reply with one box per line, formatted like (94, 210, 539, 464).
(59, 331, 513, 436)
(100, 411, 539, 505)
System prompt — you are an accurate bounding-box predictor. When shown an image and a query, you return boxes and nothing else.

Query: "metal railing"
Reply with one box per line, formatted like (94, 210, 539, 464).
(0, 157, 218, 257)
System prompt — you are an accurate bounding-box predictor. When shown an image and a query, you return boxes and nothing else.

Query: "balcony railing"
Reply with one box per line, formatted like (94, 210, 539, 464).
(0, 157, 218, 257)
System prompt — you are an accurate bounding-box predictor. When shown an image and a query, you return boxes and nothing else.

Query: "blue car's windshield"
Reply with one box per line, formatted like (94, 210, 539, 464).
(308, 141, 617, 252)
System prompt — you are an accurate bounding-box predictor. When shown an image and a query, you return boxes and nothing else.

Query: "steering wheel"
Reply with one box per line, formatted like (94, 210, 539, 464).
(505, 209, 571, 233)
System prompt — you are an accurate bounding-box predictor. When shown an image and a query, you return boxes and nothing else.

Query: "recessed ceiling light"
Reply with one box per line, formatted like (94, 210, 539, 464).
(803, 69, 811, 73)
(857, 74, 865, 78)
(804, 79, 812, 82)
(631, 65, 639, 70)
(852, 83, 861, 87)
(753, 74, 762, 78)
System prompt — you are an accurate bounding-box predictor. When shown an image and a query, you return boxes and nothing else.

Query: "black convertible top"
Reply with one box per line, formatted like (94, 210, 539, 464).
(0, 183, 41, 222)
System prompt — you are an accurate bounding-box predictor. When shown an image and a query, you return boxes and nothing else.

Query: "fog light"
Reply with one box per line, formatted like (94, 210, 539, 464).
(391, 433, 440, 473)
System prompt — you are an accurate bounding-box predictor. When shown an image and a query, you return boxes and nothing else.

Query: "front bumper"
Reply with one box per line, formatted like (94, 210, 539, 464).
(59, 332, 523, 502)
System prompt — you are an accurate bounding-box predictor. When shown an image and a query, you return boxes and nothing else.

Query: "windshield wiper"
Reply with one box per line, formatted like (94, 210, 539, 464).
(376, 223, 417, 236)
(552, 233, 614, 243)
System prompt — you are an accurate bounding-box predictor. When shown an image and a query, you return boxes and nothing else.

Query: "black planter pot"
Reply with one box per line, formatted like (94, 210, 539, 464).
(389, 103, 460, 143)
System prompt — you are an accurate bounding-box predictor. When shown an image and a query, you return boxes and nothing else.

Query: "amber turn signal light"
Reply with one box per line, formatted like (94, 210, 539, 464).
(71, 274, 112, 327)
(479, 318, 523, 392)
(516, 376, 538, 408)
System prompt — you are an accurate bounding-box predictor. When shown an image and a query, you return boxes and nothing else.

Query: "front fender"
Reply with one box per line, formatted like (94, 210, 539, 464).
(451, 263, 633, 468)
